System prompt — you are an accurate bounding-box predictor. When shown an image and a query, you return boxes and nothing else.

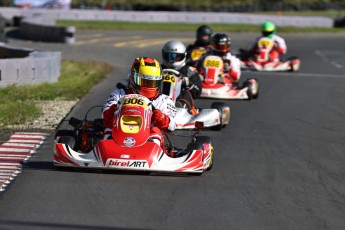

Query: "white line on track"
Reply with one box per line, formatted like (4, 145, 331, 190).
(315, 50, 344, 69)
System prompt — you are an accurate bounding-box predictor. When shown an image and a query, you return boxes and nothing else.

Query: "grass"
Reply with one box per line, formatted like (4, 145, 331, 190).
(0, 60, 113, 127)
(249, 10, 345, 18)
(57, 20, 345, 33)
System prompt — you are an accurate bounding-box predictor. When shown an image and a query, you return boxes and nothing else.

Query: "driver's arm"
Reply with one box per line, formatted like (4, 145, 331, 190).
(102, 88, 126, 131)
(152, 95, 177, 132)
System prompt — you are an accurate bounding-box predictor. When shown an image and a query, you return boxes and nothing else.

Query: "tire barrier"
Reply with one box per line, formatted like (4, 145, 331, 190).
(20, 19, 75, 43)
(20, 13, 75, 44)
(0, 8, 75, 44)
(0, 43, 61, 88)
(0, 14, 6, 43)
(334, 16, 345, 27)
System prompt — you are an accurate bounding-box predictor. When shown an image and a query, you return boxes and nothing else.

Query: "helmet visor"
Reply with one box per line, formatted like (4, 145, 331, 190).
(163, 52, 185, 63)
(213, 43, 230, 52)
(262, 31, 273, 37)
(133, 72, 162, 88)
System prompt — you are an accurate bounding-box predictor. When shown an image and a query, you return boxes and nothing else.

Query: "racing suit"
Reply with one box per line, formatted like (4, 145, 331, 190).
(162, 64, 202, 115)
(102, 88, 176, 148)
(250, 34, 287, 62)
(186, 42, 212, 67)
(197, 50, 241, 85)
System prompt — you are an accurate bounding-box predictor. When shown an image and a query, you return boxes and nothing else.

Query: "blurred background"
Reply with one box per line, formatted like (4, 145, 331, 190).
(0, 0, 344, 14)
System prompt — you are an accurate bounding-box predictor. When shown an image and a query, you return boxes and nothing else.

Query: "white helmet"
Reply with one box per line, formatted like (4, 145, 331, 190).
(162, 40, 187, 70)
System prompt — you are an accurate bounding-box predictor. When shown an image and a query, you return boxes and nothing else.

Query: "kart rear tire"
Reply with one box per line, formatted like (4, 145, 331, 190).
(194, 136, 214, 171)
(210, 102, 229, 130)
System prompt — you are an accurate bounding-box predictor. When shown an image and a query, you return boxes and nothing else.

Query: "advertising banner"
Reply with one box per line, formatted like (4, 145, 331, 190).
(13, 0, 71, 8)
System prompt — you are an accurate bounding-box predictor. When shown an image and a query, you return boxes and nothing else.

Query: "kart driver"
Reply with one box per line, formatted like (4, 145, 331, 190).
(161, 40, 202, 116)
(186, 25, 213, 66)
(102, 57, 176, 147)
(197, 33, 241, 86)
(249, 21, 287, 62)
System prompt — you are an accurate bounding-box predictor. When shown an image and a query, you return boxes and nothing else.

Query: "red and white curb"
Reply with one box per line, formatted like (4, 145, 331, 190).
(0, 132, 49, 192)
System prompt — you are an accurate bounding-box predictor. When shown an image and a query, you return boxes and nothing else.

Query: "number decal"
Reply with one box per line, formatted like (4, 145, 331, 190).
(204, 59, 221, 68)
(258, 38, 274, 49)
(123, 98, 144, 106)
(163, 74, 176, 85)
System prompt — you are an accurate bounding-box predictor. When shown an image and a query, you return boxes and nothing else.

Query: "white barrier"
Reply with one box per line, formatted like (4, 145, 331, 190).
(0, 43, 61, 88)
(0, 7, 334, 28)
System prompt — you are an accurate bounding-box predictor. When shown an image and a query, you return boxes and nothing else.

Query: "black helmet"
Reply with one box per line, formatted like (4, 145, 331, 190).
(196, 25, 213, 46)
(211, 33, 231, 54)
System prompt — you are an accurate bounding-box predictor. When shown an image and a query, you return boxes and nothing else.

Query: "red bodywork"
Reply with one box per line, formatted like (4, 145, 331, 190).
(54, 94, 211, 174)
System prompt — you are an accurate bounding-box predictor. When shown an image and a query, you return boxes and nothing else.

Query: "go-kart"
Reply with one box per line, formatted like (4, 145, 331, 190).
(162, 68, 230, 130)
(236, 37, 301, 72)
(199, 55, 259, 100)
(54, 94, 214, 175)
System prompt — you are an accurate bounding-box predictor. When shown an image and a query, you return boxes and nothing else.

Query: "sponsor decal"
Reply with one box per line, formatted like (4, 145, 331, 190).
(106, 159, 148, 168)
(120, 154, 130, 159)
(124, 109, 142, 114)
(124, 137, 135, 147)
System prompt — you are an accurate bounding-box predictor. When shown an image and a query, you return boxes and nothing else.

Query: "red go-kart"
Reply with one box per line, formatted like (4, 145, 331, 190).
(54, 94, 214, 175)
(200, 55, 259, 100)
(237, 37, 301, 72)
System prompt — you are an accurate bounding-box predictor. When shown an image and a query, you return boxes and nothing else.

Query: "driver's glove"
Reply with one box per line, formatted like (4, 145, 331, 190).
(152, 110, 170, 130)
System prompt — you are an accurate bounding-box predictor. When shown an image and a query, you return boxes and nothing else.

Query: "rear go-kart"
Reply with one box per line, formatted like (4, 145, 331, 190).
(54, 94, 214, 175)
(200, 55, 259, 100)
(162, 68, 230, 130)
(236, 37, 301, 72)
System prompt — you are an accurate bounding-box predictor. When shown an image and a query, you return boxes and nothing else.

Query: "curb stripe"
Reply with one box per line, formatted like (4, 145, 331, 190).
(0, 132, 49, 192)
(1, 143, 39, 149)
(0, 148, 32, 152)
(8, 140, 43, 144)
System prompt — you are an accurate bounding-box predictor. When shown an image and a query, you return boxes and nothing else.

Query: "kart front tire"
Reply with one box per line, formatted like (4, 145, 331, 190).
(243, 78, 259, 100)
(288, 56, 300, 72)
(210, 102, 229, 130)
(56, 130, 76, 150)
(186, 141, 204, 176)
(194, 136, 214, 171)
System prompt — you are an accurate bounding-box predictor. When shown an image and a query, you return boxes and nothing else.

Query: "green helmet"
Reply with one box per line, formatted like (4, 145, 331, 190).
(261, 21, 276, 38)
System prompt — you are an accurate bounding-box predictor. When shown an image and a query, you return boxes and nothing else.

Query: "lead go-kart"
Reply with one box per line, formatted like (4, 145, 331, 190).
(235, 37, 301, 72)
(54, 94, 214, 175)
(200, 55, 259, 100)
(161, 69, 230, 130)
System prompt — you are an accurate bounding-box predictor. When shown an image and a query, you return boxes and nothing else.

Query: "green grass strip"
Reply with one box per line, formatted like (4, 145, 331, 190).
(57, 20, 345, 33)
(0, 60, 113, 127)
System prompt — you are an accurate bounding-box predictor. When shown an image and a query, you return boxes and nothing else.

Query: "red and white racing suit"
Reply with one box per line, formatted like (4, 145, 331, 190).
(222, 52, 241, 84)
(198, 51, 241, 85)
(102, 88, 177, 147)
(251, 34, 287, 62)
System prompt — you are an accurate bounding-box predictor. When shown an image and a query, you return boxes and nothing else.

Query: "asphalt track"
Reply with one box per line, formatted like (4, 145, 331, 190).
(0, 30, 345, 230)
